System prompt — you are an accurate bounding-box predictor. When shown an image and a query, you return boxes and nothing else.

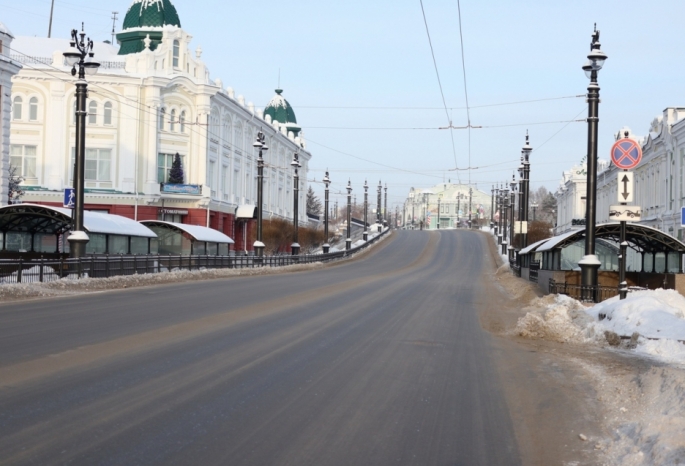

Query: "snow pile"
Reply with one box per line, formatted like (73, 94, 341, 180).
(518, 289, 685, 365)
(516, 294, 596, 343)
(587, 289, 685, 364)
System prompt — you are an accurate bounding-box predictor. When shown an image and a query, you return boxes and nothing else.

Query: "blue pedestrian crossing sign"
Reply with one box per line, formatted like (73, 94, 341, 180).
(681, 207, 685, 227)
(64, 188, 75, 209)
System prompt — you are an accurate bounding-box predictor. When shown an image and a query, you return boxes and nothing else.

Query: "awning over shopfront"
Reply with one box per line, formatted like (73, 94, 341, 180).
(139, 221, 234, 256)
(235, 205, 257, 220)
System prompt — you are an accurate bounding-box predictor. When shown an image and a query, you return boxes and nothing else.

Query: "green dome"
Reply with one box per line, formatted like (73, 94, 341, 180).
(122, 0, 180, 30)
(117, 0, 181, 55)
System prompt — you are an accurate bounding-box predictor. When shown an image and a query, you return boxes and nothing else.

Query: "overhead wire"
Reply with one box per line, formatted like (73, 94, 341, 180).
(455, 0, 471, 189)
(419, 0, 460, 182)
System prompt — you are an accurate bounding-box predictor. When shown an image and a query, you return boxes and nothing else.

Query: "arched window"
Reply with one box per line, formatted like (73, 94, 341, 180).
(12, 96, 22, 120)
(104, 102, 113, 125)
(29, 97, 38, 121)
(173, 40, 180, 68)
(159, 108, 166, 131)
(88, 101, 97, 125)
(180, 110, 186, 133)
(170, 109, 176, 132)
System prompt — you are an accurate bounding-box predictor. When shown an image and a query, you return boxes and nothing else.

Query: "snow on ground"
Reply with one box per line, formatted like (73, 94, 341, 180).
(516, 290, 685, 365)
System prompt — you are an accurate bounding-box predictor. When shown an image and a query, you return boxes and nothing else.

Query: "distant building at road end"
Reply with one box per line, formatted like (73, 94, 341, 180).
(402, 183, 491, 229)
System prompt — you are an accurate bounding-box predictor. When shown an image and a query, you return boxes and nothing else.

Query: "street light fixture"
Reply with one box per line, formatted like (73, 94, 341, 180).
(579, 25, 608, 302)
(252, 130, 268, 258)
(377, 180, 382, 233)
(521, 133, 532, 248)
(63, 24, 100, 259)
(509, 174, 517, 261)
(290, 151, 301, 256)
(323, 170, 330, 253)
(384, 183, 388, 227)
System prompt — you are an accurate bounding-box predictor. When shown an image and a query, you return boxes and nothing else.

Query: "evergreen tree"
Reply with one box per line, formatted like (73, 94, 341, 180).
(306, 186, 322, 215)
(168, 153, 184, 184)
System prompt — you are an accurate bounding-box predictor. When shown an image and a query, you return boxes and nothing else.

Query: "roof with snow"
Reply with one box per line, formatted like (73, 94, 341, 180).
(0, 22, 14, 38)
(264, 89, 301, 136)
(123, 0, 181, 30)
(140, 221, 234, 244)
(0, 204, 156, 238)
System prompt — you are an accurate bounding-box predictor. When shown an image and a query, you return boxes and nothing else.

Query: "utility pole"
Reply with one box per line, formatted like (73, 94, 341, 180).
(111, 12, 119, 44)
(48, 0, 55, 38)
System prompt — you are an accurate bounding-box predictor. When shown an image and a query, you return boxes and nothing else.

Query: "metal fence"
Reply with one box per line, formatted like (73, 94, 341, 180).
(548, 279, 618, 303)
(529, 261, 540, 283)
(0, 229, 389, 285)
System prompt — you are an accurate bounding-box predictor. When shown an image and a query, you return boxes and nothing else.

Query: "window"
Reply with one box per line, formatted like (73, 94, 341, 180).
(170, 109, 176, 132)
(12, 96, 22, 120)
(104, 102, 113, 125)
(222, 165, 229, 201)
(10, 145, 37, 178)
(88, 101, 97, 125)
(233, 168, 240, 200)
(159, 108, 166, 131)
(70, 148, 111, 181)
(234, 124, 243, 154)
(180, 110, 186, 133)
(173, 40, 180, 68)
(29, 97, 38, 121)
(157, 153, 184, 183)
(208, 159, 215, 188)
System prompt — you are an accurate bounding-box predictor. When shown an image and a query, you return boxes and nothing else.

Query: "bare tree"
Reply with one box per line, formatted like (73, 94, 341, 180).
(7, 165, 24, 204)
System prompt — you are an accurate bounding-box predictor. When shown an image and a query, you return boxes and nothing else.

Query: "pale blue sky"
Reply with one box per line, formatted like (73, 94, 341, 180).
(3, 0, 685, 209)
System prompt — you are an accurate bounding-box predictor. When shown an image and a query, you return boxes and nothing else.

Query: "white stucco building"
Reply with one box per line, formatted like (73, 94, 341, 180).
(403, 183, 492, 229)
(555, 107, 685, 241)
(7, 0, 311, 250)
(0, 22, 22, 206)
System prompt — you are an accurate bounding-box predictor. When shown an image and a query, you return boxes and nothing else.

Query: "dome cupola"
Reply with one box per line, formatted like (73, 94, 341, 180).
(264, 89, 301, 137)
(117, 0, 182, 55)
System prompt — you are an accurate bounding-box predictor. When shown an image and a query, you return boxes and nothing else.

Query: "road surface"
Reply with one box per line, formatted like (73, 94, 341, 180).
(0, 230, 525, 465)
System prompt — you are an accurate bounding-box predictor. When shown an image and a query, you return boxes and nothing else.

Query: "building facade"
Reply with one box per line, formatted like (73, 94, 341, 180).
(7, 0, 311, 251)
(555, 107, 685, 241)
(403, 183, 492, 229)
(0, 22, 22, 206)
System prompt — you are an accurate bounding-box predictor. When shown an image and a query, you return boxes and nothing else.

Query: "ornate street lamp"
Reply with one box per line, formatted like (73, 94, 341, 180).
(490, 185, 495, 230)
(468, 187, 473, 229)
(531, 202, 538, 222)
(580, 25, 608, 302)
(363, 180, 369, 241)
(437, 196, 441, 229)
(252, 130, 268, 258)
(323, 171, 331, 253)
(509, 175, 517, 261)
(377, 180, 382, 233)
(501, 183, 509, 256)
(290, 151, 301, 256)
(63, 24, 100, 258)
(346, 180, 352, 250)
(384, 183, 388, 226)
(521, 133, 532, 248)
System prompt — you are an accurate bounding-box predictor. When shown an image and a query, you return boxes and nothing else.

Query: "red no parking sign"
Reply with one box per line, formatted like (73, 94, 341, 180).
(611, 139, 642, 170)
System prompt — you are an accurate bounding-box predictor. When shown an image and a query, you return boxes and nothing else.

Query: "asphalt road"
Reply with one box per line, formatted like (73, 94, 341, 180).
(0, 230, 522, 465)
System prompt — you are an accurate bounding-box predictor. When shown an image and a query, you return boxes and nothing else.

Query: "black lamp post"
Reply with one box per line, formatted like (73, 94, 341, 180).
(468, 187, 473, 229)
(290, 152, 301, 256)
(437, 196, 441, 229)
(497, 185, 503, 244)
(346, 180, 352, 250)
(384, 183, 388, 226)
(531, 202, 538, 222)
(490, 186, 495, 230)
(377, 180, 382, 233)
(509, 175, 517, 261)
(63, 25, 100, 258)
(252, 131, 268, 258)
(363, 180, 369, 241)
(521, 133, 532, 249)
(501, 184, 509, 256)
(579, 25, 608, 302)
(323, 170, 330, 253)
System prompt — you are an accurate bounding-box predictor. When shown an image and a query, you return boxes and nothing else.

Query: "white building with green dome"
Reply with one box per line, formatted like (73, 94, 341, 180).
(6, 0, 312, 251)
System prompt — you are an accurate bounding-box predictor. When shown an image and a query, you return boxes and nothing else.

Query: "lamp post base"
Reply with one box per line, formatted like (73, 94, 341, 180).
(346, 238, 352, 251)
(291, 242, 300, 257)
(253, 241, 265, 265)
(579, 255, 601, 303)
(323, 243, 330, 254)
(68, 230, 90, 260)
(363, 232, 368, 241)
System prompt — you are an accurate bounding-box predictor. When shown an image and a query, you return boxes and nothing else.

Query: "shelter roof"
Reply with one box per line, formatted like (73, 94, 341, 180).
(140, 221, 234, 243)
(536, 223, 685, 254)
(519, 238, 549, 255)
(0, 204, 156, 237)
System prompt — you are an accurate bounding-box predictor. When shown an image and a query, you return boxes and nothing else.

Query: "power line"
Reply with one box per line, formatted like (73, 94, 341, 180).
(296, 95, 584, 110)
(419, 0, 460, 181)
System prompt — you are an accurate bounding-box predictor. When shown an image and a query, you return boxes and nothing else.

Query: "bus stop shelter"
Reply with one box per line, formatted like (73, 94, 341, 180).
(140, 221, 234, 256)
